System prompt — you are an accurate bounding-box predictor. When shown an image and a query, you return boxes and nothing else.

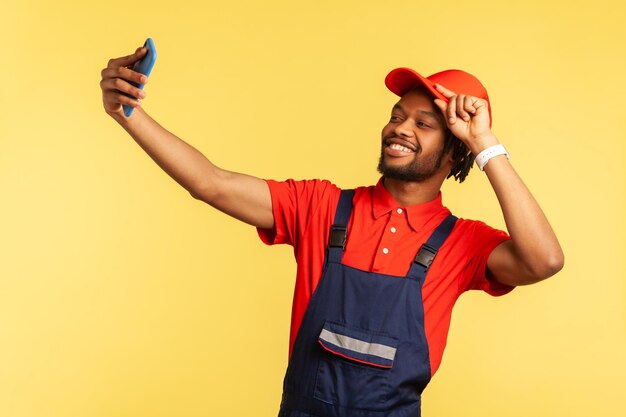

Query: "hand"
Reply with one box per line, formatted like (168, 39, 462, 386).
(100, 47, 149, 117)
(433, 83, 498, 153)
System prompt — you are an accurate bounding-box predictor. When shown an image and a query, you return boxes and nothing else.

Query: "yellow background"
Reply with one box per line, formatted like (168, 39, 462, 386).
(1, 0, 625, 416)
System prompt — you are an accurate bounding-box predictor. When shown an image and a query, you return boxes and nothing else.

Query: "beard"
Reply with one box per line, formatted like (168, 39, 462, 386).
(377, 141, 447, 182)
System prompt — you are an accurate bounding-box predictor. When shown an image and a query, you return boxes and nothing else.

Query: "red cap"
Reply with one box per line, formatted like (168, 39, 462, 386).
(385, 67, 492, 126)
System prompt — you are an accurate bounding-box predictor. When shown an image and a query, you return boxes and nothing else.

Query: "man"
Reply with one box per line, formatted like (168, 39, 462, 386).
(100, 46, 564, 417)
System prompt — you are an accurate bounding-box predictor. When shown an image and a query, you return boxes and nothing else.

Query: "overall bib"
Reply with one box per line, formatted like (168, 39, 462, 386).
(279, 190, 457, 417)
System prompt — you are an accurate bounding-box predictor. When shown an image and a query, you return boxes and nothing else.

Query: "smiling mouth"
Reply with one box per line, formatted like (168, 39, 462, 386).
(388, 143, 414, 153)
(384, 137, 418, 156)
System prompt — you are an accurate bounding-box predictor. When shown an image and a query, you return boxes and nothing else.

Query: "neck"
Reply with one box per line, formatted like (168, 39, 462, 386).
(382, 177, 443, 207)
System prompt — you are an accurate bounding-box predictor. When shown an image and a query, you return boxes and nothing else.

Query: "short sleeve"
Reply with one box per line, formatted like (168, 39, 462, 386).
(256, 179, 340, 248)
(461, 220, 514, 297)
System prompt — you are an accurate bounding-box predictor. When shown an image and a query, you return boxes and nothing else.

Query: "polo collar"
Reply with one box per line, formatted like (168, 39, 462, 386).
(372, 177, 446, 232)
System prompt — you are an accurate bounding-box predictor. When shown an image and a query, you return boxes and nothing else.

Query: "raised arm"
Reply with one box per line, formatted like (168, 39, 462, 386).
(100, 46, 274, 229)
(433, 84, 564, 286)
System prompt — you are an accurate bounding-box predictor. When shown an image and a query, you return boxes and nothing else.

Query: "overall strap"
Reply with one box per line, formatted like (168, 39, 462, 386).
(407, 214, 458, 283)
(327, 189, 355, 263)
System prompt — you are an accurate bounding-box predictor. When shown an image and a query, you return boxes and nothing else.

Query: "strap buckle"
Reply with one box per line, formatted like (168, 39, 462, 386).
(414, 243, 437, 268)
(329, 225, 348, 250)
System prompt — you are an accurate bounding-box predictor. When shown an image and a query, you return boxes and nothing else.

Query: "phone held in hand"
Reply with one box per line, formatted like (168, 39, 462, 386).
(123, 38, 157, 117)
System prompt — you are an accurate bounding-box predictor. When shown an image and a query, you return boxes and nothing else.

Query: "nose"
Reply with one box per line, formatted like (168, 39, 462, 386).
(393, 118, 414, 138)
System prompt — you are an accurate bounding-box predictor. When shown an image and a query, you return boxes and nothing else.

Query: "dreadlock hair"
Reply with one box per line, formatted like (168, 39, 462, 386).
(442, 128, 474, 183)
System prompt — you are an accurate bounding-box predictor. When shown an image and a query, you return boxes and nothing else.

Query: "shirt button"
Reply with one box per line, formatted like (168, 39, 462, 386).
(396, 208, 403, 214)
(390, 227, 397, 233)
(382, 248, 389, 254)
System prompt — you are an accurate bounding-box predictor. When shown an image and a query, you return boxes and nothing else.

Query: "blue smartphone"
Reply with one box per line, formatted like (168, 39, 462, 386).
(123, 38, 157, 117)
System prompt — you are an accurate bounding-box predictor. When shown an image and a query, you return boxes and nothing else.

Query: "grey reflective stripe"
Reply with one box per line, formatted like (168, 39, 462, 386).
(319, 329, 396, 361)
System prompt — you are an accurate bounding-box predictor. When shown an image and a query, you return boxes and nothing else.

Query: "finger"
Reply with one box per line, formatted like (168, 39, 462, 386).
(433, 98, 448, 114)
(434, 83, 457, 99)
(113, 77, 146, 99)
(111, 91, 143, 107)
(101, 66, 148, 86)
(119, 93, 142, 108)
(447, 94, 457, 124)
(456, 95, 471, 122)
(103, 90, 142, 111)
(463, 97, 479, 115)
(107, 47, 147, 69)
(102, 77, 146, 100)
(472, 98, 487, 112)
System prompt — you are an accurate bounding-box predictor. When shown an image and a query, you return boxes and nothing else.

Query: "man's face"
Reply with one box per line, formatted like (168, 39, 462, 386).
(378, 87, 450, 182)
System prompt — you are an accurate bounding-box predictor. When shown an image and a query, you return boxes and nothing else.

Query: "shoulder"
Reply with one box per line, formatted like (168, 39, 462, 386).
(442, 216, 513, 295)
(266, 178, 340, 198)
(453, 217, 506, 234)
(264, 179, 357, 225)
(259, 179, 343, 246)
(266, 179, 375, 202)
(448, 216, 510, 254)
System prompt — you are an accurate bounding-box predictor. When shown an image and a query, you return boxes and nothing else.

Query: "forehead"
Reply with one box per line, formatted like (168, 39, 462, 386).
(393, 87, 442, 122)
(396, 87, 436, 110)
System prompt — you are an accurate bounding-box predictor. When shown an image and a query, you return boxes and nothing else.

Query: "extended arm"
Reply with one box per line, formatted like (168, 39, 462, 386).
(100, 46, 274, 229)
(434, 84, 564, 286)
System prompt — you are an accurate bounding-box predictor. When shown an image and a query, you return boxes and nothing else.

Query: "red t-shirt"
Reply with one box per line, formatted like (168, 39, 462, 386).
(258, 178, 513, 377)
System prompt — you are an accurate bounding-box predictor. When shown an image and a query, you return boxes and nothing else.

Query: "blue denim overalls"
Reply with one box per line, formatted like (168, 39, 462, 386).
(278, 190, 457, 417)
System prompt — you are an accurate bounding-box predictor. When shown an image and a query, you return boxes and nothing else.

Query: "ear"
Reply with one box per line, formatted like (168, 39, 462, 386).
(442, 130, 456, 164)
(443, 147, 456, 168)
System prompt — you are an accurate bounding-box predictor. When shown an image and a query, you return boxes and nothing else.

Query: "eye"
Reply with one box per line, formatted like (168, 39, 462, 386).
(390, 115, 402, 122)
(416, 121, 431, 128)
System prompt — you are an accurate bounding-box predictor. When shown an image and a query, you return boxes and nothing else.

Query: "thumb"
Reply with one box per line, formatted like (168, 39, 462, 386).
(126, 47, 147, 67)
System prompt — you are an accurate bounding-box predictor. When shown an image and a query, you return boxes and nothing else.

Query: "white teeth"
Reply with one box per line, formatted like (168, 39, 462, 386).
(389, 143, 413, 153)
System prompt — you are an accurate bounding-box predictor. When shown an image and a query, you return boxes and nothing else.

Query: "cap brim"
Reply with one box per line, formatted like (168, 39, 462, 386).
(385, 67, 448, 102)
